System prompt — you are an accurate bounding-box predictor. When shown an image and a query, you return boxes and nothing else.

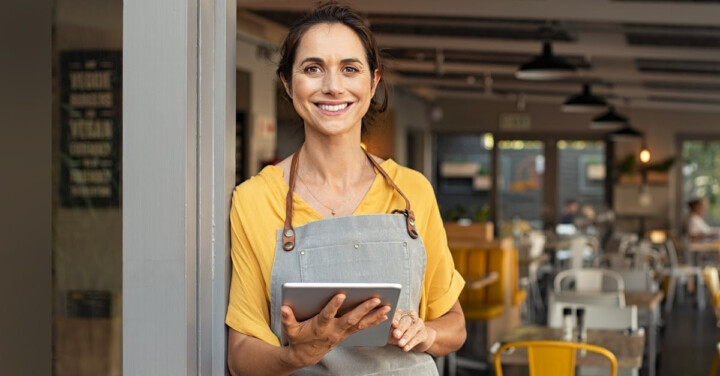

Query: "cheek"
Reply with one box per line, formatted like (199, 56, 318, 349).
(290, 77, 317, 98)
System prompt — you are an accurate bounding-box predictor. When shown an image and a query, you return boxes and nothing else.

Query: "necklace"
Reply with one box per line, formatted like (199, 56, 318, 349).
(298, 174, 341, 216)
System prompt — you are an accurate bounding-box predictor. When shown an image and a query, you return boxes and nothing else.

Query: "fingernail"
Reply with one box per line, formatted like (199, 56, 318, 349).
(394, 330, 402, 338)
(399, 339, 406, 346)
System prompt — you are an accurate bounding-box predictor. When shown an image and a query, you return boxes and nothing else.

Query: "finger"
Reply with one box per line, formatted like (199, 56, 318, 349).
(398, 318, 424, 351)
(393, 312, 415, 339)
(343, 298, 382, 328)
(400, 328, 427, 352)
(392, 309, 404, 327)
(280, 305, 301, 339)
(316, 293, 346, 327)
(280, 305, 298, 326)
(354, 304, 391, 331)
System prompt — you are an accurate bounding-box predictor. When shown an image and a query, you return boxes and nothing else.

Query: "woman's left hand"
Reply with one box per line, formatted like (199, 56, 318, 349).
(388, 309, 437, 352)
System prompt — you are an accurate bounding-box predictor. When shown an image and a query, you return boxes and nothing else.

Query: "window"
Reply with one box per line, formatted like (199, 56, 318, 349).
(682, 140, 720, 226)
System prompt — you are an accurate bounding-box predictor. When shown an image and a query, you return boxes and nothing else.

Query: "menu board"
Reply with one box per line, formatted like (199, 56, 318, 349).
(60, 51, 122, 207)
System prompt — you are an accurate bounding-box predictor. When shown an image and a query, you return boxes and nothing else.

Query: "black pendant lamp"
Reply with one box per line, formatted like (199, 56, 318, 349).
(515, 41, 576, 80)
(561, 83, 608, 113)
(590, 106, 628, 129)
(609, 124, 643, 140)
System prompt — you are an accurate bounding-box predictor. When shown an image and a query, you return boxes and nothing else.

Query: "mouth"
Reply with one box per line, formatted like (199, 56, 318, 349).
(316, 102, 351, 113)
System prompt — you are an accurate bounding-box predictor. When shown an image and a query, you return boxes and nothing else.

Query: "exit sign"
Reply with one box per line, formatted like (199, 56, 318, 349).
(499, 113, 531, 131)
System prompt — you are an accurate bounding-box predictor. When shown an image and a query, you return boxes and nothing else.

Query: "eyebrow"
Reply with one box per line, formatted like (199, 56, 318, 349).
(298, 57, 365, 66)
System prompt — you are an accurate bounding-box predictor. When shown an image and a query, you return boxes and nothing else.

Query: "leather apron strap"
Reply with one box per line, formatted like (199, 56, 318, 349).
(281, 147, 418, 252)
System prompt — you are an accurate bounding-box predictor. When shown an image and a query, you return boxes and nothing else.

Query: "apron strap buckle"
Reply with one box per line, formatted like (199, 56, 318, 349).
(282, 228, 296, 251)
(392, 209, 419, 239)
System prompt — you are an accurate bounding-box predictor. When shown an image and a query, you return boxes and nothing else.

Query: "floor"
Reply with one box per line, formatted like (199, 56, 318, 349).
(456, 291, 718, 376)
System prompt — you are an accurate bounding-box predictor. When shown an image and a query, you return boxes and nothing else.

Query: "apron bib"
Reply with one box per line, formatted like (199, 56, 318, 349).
(269, 149, 438, 376)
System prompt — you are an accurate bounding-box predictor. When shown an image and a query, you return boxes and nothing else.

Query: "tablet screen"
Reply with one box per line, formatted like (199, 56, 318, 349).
(281, 282, 402, 347)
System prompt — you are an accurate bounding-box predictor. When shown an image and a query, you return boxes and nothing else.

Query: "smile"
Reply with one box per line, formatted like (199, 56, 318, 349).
(316, 103, 350, 112)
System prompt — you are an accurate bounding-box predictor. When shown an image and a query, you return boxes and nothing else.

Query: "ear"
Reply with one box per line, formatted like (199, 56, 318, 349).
(280, 73, 292, 99)
(370, 69, 382, 96)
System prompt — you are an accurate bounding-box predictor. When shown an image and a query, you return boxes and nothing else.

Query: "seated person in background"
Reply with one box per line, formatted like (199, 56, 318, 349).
(559, 199, 580, 225)
(685, 198, 720, 241)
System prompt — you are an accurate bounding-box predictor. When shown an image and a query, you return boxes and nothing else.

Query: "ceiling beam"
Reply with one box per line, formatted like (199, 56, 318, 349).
(391, 60, 720, 86)
(237, 0, 720, 27)
(392, 76, 720, 102)
(431, 88, 720, 113)
(377, 34, 720, 63)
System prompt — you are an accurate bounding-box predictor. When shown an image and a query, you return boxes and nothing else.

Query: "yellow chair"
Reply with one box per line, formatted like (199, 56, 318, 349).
(493, 340, 618, 376)
(702, 266, 720, 376)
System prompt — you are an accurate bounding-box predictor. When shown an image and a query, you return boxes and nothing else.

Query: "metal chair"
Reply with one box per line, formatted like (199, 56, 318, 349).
(554, 268, 625, 294)
(493, 340, 618, 376)
(662, 237, 705, 312)
(547, 303, 639, 332)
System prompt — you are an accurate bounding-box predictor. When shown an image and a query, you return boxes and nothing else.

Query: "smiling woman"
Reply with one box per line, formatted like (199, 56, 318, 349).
(225, 2, 466, 376)
(279, 22, 381, 142)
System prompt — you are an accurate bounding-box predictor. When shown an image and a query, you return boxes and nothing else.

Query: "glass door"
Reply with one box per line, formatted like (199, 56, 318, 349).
(557, 140, 607, 234)
(52, 1, 122, 375)
(496, 139, 545, 237)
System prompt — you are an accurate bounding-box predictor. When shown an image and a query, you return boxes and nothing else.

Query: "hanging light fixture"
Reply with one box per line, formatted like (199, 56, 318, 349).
(639, 141, 651, 163)
(561, 83, 608, 113)
(515, 41, 576, 80)
(609, 124, 644, 141)
(590, 106, 628, 129)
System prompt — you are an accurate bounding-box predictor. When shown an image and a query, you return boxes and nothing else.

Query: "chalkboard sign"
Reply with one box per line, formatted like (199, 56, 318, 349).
(60, 50, 122, 207)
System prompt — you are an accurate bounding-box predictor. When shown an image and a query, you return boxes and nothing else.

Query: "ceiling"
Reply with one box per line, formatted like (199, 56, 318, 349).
(237, 0, 720, 113)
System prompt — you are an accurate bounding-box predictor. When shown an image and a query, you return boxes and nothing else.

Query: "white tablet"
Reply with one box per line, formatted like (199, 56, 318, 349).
(281, 282, 402, 347)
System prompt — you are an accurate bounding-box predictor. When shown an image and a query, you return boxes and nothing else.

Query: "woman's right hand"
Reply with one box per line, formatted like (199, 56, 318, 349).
(279, 293, 391, 368)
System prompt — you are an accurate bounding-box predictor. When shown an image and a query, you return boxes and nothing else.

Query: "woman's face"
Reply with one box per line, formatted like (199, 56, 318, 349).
(282, 23, 380, 139)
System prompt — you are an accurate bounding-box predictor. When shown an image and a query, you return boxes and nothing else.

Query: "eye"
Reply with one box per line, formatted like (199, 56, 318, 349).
(343, 66, 360, 73)
(303, 65, 321, 74)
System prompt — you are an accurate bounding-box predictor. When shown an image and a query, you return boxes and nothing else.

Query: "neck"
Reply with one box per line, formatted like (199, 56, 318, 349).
(298, 138, 372, 187)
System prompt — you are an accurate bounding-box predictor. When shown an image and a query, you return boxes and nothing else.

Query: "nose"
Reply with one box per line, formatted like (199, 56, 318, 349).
(321, 70, 344, 94)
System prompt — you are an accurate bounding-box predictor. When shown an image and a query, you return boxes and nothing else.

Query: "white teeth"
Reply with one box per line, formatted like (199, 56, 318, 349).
(318, 103, 348, 112)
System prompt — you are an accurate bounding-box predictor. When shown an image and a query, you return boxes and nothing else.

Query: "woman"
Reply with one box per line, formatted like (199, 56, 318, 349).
(226, 3, 466, 375)
(686, 198, 719, 240)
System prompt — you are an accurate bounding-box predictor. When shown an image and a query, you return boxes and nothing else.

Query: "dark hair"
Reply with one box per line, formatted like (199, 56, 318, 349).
(689, 198, 705, 210)
(276, 2, 388, 128)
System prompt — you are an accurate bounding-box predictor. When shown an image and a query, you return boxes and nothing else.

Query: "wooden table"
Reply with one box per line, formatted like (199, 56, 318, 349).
(497, 325, 645, 369)
(466, 272, 499, 290)
(626, 291, 664, 376)
(688, 240, 720, 253)
(688, 241, 720, 265)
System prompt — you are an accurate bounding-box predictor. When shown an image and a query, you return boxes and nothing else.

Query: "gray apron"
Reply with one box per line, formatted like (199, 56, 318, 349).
(269, 150, 439, 375)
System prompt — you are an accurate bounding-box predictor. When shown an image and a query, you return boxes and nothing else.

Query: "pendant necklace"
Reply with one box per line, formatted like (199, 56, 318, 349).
(298, 175, 342, 216)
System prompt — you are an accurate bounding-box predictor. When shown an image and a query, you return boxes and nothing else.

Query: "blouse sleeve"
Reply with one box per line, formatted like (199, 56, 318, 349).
(414, 177, 465, 321)
(225, 186, 281, 346)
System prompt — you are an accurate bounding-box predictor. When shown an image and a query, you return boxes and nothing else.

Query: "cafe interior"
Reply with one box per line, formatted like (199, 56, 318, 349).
(234, 1, 720, 375)
(46, 0, 720, 375)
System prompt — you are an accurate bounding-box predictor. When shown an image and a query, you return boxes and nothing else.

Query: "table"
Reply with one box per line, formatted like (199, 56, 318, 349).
(497, 325, 645, 369)
(466, 272, 499, 290)
(688, 240, 720, 265)
(626, 291, 664, 376)
(688, 240, 720, 253)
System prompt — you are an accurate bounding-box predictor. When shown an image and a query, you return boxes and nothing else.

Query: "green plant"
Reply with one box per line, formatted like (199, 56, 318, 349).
(442, 203, 491, 222)
(613, 154, 676, 182)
